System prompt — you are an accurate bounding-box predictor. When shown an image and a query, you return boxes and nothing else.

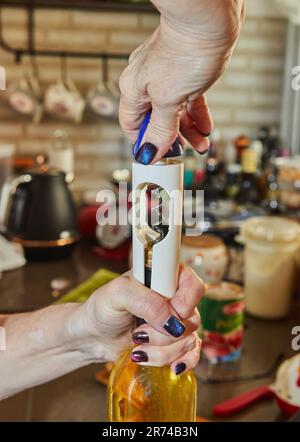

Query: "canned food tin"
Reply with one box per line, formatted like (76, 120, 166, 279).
(199, 282, 245, 363)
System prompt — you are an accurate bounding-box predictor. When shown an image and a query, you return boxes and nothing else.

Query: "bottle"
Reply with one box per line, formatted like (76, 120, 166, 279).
(107, 248, 197, 422)
(236, 149, 258, 205)
(107, 114, 197, 423)
(225, 163, 241, 200)
(183, 146, 195, 189)
(249, 140, 263, 173)
(234, 134, 250, 164)
(48, 130, 74, 183)
(261, 150, 280, 213)
(201, 141, 224, 202)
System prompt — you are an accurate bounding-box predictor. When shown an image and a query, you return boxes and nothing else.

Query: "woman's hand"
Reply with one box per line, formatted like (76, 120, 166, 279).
(75, 266, 204, 375)
(119, 0, 245, 163)
(0, 266, 203, 400)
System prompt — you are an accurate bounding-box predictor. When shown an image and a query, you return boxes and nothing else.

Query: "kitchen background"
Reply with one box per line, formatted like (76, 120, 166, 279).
(0, 0, 287, 199)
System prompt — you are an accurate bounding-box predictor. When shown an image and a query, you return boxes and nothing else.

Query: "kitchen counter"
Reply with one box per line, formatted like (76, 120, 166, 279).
(0, 241, 298, 422)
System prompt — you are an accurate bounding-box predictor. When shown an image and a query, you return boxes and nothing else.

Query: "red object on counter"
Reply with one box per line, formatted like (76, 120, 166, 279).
(213, 384, 299, 418)
(93, 240, 130, 261)
(78, 205, 99, 239)
(213, 385, 274, 417)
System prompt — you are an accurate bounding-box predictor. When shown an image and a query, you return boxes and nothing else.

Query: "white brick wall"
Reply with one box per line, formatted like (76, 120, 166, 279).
(0, 9, 287, 196)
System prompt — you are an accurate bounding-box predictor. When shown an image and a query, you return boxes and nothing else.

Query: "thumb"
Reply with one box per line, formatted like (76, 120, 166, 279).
(137, 104, 180, 164)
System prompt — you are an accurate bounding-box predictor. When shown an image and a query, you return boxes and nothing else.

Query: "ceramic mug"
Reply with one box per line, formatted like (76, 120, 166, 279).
(86, 80, 119, 120)
(45, 79, 85, 124)
(7, 75, 43, 123)
(181, 234, 228, 284)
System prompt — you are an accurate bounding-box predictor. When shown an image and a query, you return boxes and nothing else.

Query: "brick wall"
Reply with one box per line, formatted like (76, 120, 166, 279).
(0, 6, 287, 197)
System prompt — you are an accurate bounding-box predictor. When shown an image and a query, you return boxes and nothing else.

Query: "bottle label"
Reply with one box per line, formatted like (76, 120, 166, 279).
(242, 150, 258, 174)
(199, 295, 245, 361)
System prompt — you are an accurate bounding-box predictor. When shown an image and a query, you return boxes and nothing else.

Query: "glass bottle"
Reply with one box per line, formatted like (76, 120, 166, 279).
(107, 181, 197, 422)
(261, 151, 280, 213)
(201, 142, 224, 202)
(236, 149, 258, 205)
(234, 134, 250, 164)
(225, 163, 241, 200)
(107, 250, 197, 422)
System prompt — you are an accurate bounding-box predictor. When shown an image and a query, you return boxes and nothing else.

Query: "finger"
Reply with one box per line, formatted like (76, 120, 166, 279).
(180, 110, 210, 154)
(187, 95, 213, 137)
(119, 93, 150, 143)
(132, 309, 200, 346)
(131, 332, 199, 367)
(170, 335, 201, 375)
(178, 132, 188, 149)
(141, 103, 181, 162)
(170, 266, 205, 319)
(108, 275, 186, 338)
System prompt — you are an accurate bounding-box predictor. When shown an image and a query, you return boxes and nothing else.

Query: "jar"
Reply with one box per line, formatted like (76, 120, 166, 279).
(238, 217, 300, 319)
(181, 234, 228, 284)
(276, 156, 300, 210)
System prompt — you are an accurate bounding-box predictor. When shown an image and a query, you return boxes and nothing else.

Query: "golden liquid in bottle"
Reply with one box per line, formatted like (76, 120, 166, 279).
(107, 348, 197, 422)
(107, 198, 197, 422)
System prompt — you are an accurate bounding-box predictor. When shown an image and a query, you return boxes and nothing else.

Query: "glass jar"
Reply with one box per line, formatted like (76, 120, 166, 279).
(238, 217, 300, 319)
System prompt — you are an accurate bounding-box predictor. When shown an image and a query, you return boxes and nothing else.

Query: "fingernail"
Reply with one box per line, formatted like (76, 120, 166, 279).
(163, 316, 185, 338)
(199, 131, 211, 138)
(132, 331, 149, 344)
(131, 350, 148, 363)
(135, 142, 157, 165)
(163, 137, 183, 158)
(197, 149, 208, 156)
(174, 362, 187, 375)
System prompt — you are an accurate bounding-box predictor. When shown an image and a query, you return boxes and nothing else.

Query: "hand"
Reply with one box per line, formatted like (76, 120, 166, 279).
(119, 0, 245, 162)
(77, 266, 204, 375)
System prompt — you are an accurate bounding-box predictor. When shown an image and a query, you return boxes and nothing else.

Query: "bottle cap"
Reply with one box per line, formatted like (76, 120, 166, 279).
(133, 110, 183, 159)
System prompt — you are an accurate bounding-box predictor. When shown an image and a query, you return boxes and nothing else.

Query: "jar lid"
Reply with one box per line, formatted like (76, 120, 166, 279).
(240, 216, 300, 244)
(182, 234, 225, 249)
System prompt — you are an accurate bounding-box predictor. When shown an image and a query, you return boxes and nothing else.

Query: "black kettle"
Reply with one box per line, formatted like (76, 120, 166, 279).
(0, 165, 79, 261)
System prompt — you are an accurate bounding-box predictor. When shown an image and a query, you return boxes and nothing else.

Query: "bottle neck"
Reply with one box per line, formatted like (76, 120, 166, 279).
(135, 253, 152, 327)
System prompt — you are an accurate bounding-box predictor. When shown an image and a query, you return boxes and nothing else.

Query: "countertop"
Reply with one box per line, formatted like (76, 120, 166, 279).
(0, 241, 299, 422)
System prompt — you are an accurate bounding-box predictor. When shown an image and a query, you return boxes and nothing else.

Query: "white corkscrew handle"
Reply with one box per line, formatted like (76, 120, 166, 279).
(132, 160, 183, 299)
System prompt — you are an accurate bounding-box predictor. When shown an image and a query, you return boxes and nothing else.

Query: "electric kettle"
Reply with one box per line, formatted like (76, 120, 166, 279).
(0, 165, 79, 261)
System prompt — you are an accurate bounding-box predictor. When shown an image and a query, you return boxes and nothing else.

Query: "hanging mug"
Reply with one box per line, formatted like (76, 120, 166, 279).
(45, 78, 85, 124)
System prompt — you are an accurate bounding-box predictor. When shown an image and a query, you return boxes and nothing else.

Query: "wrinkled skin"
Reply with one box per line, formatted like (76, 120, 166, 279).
(119, 0, 245, 159)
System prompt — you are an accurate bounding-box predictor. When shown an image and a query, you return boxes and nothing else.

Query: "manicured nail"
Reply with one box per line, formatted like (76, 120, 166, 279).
(163, 316, 185, 338)
(197, 149, 208, 156)
(135, 142, 157, 165)
(163, 137, 183, 158)
(199, 131, 211, 138)
(174, 362, 187, 375)
(132, 331, 149, 344)
(131, 350, 148, 363)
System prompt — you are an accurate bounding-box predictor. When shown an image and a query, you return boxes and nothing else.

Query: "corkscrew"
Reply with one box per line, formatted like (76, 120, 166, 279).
(132, 112, 184, 298)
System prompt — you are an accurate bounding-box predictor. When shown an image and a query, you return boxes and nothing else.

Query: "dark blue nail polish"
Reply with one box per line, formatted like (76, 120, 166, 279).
(131, 350, 148, 363)
(175, 362, 187, 375)
(163, 137, 183, 158)
(163, 316, 185, 338)
(132, 331, 149, 344)
(133, 111, 152, 156)
(135, 142, 157, 165)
